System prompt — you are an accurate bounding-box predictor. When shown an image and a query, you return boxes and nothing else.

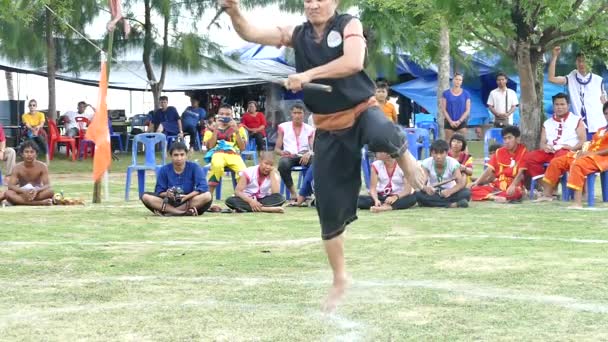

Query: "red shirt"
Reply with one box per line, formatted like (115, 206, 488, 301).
(0, 124, 5, 142)
(487, 143, 527, 190)
(240, 112, 267, 136)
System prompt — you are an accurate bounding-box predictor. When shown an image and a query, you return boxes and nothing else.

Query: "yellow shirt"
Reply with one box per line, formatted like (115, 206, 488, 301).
(22, 111, 46, 127)
(380, 102, 398, 123)
(203, 126, 248, 152)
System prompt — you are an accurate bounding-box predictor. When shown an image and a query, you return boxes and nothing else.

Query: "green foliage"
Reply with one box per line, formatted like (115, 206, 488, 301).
(0, 0, 100, 72)
(358, 0, 467, 81)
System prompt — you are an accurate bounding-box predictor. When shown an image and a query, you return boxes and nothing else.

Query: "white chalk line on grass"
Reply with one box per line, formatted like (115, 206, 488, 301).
(0, 297, 368, 340)
(4, 275, 608, 315)
(386, 234, 608, 245)
(3, 233, 608, 249)
(0, 238, 320, 248)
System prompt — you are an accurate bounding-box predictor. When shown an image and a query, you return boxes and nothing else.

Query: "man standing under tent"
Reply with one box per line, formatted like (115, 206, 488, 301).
(221, 0, 423, 312)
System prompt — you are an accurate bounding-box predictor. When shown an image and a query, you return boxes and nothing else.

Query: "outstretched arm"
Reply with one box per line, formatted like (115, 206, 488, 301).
(223, 0, 293, 47)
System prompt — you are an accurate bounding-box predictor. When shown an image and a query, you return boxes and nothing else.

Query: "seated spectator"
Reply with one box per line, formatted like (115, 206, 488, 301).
(141, 141, 212, 216)
(181, 97, 206, 151)
(274, 103, 315, 201)
(519, 93, 586, 182)
(471, 143, 501, 184)
(203, 104, 247, 197)
(225, 152, 285, 213)
(240, 101, 267, 153)
(61, 101, 95, 137)
(290, 164, 315, 207)
(0, 122, 16, 182)
(416, 140, 470, 208)
(21, 99, 48, 163)
(357, 152, 416, 212)
(447, 133, 473, 181)
(4, 141, 54, 206)
(375, 81, 398, 123)
(470, 126, 527, 202)
(535, 107, 608, 207)
(148, 96, 183, 138)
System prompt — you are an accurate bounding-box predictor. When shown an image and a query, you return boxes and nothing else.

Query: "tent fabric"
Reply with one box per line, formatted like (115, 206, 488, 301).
(0, 54, 295, 92)
(391, 76, 490, 126)
(392, 74, 574, 126)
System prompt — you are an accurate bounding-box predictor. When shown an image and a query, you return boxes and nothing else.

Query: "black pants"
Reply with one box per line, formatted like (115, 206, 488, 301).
(278, 156, 312, 189)
(225, 193, 286, 212)
(140, 192, 213, 214)
(416, 188, 471, 207)
(314, 106, 407, 240)
(182, 124, 200, 150)
(250, 132, 266, 151)
(357, 193, 417, 210)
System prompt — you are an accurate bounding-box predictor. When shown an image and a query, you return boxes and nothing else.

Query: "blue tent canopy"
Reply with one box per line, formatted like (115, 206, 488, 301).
(391, 76, 490, 126)
(229, 43, 289, 65)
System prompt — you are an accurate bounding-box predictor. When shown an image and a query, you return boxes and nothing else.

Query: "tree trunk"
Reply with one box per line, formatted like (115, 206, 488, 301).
(45, 8, 57, 120)
(436, 18, 450, 139)
(5, 71, 15, 100)
(142, 0, 159, 109)
(516, 40, 541, 149)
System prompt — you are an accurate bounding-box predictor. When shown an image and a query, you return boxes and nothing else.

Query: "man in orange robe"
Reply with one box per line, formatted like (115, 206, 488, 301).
(470, 126, 527, 202)
(536, 105, 608, 207)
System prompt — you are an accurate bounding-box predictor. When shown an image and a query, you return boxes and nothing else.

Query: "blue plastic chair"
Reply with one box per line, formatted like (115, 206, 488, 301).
(241, 135, 258, 165)
(124, 133, 167, 201)
(560, 171, 608, 207)
(280, 166, 307, 200)
(108, 120, 124, 152)
(414, 113, 435, 125)
(166, 135, 179, 150)
(126, 114, 150, 152)
(483, 128, 504, 164)
(404, 128, 430, 159)
(416, 121, 439, 141)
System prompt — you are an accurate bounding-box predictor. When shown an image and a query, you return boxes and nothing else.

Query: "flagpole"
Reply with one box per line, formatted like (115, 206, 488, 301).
(93, 30, 114, 204)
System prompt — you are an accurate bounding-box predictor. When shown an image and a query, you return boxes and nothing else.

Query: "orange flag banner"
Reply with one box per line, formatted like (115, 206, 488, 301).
(86, 58, 111, 181)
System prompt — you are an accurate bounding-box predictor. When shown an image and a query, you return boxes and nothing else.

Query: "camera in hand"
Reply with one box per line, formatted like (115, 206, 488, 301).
(169, 186, 184, 203)
(218, 116, 232, 123)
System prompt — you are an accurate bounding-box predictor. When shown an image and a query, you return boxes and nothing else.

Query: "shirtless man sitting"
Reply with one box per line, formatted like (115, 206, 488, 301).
(4, 140, 54, 206)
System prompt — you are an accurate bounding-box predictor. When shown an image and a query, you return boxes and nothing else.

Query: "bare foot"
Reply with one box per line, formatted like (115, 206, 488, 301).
(263, 207, 284, 213)
(567, 204, 584, 209)
(322, 275, 349, 313)
(533, 196, 553, 203)
(493, 196, 508, 203)
(370, 205, 392, 213)
(40, 199, 53, 206)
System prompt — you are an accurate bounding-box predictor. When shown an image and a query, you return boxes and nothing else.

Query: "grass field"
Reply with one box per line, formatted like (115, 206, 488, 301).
(2, 142, 608, 341)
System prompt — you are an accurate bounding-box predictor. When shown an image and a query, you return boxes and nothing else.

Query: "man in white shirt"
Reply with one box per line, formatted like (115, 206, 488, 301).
(487, 72, 519, 127)
(274, 103, 315, 201)
(518, 92, 586, 181)
(549, 46, 607, 139)
(61, 101, 95, 137)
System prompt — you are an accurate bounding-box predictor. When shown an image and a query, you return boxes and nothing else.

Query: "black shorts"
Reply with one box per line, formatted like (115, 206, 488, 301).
(444, 119, 467, 131)
(313, 106, 407, 240)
